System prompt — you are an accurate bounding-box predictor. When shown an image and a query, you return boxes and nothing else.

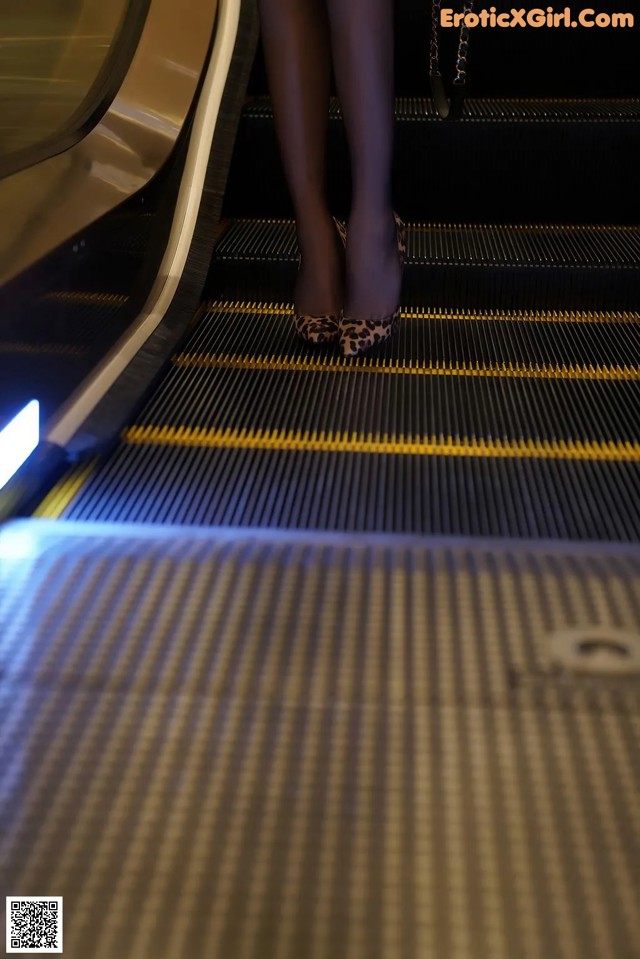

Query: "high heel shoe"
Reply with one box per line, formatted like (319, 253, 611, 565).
(293, 216, 347, 345)
(339, 210, 406, 358)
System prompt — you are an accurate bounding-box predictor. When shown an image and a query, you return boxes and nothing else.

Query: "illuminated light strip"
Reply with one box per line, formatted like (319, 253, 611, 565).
(123, 425, 640, 462)
(173, 352, 639, 382)
(0, 400, 39, 491)
(203, 300, 640, 324)
(32, 458, 98, 519)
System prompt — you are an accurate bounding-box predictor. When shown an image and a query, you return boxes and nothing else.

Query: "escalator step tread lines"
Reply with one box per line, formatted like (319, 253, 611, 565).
(37, 286, 640, 538)
(208, 221, 640, 311)
(244, 94, 640, 121)
(214, 219, 640, 265)
(9, 33, 640, 959)
(1, 523, 639, 959)
(226, 97, 640, 223)
(29, 98, 640, 541)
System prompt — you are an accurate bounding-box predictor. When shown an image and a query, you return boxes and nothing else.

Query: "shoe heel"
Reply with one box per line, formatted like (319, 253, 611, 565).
(339, 210, 406, 358)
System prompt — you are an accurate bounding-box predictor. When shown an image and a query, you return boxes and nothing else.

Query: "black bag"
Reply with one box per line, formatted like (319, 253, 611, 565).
(429, 0, 474, 119)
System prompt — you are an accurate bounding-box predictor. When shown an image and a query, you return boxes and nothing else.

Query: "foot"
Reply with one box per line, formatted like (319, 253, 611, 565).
(342, 206, 402, 321)
(293, 212, 346, 319)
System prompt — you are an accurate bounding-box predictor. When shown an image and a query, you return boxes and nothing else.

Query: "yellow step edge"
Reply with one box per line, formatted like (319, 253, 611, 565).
(203, 300, 640, 324)
(123, 425, 640, 462)
(173, 352, 639, 382)
(33, 458, 99, 519)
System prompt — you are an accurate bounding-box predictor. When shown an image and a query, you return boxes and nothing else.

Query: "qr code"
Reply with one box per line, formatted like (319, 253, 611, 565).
(6, 897, 63, 953)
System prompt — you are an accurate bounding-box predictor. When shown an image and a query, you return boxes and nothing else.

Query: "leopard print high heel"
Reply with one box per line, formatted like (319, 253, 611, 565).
(293, 216, 347, 345)
(339, 211, 407, 358)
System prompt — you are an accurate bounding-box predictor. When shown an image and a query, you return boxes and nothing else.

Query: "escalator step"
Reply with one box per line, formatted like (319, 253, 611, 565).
(38, 296, 640, 537)
(215, 219, 640, 264)
(207, 220, 640, 310)
(132, 364, 640, 445)
(184, 302, 640, 375)
(129, 302, 640, 447)
(42, 442, 640, 539)
(1, 520, 638, 959)
(223, 97, 640, 221)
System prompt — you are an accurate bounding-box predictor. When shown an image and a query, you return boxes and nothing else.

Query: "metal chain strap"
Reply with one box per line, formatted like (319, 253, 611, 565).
(430, 0, 474, 86)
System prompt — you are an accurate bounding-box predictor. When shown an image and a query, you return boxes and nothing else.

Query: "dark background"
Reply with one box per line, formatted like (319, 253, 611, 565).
(248, 0, 639, 98)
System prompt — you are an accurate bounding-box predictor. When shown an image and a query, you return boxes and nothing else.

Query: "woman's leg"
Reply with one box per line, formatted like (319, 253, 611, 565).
(324, 0, 402, 319)
(256, 0, 344, 316)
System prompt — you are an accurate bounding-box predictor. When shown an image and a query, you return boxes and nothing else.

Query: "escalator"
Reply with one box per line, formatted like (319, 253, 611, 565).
(1, 2, 639, 957)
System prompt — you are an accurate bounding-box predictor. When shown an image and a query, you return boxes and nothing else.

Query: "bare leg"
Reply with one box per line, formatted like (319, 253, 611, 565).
(325, 0, 401, 319)
(256, 0, 345, 316)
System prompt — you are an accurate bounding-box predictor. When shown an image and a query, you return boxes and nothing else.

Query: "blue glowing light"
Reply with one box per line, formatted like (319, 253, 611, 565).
(0, 400, 40, 491)
(0, 525, 41, 561)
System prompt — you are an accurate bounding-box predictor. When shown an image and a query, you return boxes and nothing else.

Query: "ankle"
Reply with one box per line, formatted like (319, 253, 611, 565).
(347, 204, 396, 239)
(296, 214, 344, 265)
(294, 203, 332, 233)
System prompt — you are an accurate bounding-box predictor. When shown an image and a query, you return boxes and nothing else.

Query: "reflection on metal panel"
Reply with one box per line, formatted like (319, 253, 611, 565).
(0, 0, 218, 284)
(46, 0, 246, 448)
(0, 0, 129, 159)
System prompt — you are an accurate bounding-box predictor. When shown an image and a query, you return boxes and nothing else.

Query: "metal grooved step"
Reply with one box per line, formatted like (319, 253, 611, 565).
(39, 301, 640, 539)
(134, 364, 639, 443)
(208, 221, 640, 310)
(244, 95, 640, 122)
(0, 522, 638, 959)
(214, 220, 640, 266)
(181, 302, 640, 371)
(224, 98, 640, 222)
(45, 445, 640, 538)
